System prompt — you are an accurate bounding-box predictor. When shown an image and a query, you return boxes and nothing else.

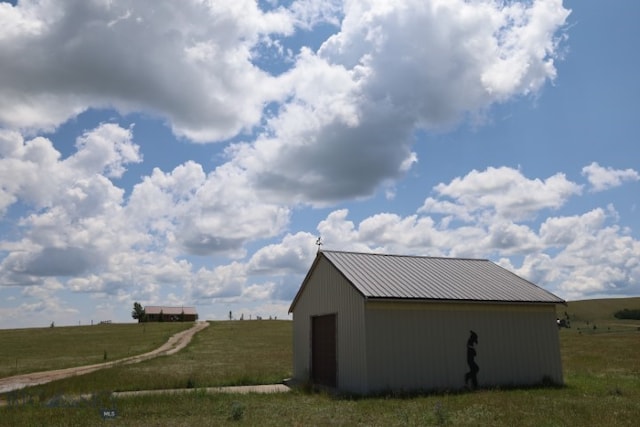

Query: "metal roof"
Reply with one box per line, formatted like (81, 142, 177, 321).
(144, 306, 198, 315)
(319, 250, 564, 304)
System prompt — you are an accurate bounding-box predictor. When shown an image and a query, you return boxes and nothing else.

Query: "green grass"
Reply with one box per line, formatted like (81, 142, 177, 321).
(1, 302, 640, 426)
(558, 297, 640, 332)
(0, 320, 292, 398)
(0, 322, 192, 377)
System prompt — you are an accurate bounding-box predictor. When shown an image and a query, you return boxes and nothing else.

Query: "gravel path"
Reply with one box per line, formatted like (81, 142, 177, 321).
(0, 321, 209, 395)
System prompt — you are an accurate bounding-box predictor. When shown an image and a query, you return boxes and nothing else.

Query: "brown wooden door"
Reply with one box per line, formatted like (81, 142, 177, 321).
(311, 314, 337, 387)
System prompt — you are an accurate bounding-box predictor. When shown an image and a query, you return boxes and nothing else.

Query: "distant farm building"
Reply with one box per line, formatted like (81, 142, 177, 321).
(289, 250, 565, 395)
(144, 306, 198, 322)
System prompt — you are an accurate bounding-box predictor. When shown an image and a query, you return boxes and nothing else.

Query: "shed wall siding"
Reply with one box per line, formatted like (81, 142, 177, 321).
(365, 301, 562, 393)
(292, 258, 368, 393)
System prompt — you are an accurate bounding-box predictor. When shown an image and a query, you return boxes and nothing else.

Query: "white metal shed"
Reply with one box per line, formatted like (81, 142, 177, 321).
(289, 250, 565, 395)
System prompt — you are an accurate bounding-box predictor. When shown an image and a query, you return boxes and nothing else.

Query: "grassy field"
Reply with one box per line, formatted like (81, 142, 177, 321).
(1, 300, 640, 426)
(558, 297, 640, 332)
(0, 320, 292, 397)
(0, 322, 192, 377)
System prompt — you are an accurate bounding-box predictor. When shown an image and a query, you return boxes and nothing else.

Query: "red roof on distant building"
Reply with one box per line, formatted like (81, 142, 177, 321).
(144, 306, 197, 315)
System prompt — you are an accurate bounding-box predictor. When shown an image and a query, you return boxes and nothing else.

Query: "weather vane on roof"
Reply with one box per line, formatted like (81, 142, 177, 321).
(315, 236, 323, 253)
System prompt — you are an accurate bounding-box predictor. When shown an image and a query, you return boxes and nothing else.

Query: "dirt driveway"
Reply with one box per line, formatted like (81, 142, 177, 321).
(0, 321, 209, 395)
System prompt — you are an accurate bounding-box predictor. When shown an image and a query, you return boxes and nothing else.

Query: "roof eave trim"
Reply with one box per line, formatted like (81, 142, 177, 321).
(288, 251, 324, 313)
(364, 296, 566, 305)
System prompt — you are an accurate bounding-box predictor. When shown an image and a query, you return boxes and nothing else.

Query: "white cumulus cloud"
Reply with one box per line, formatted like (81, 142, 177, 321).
(582, 162, 640, 192)
(0, 0, 295, 140)
(423, 166, 582, 222)
(229, 0, 571, 204)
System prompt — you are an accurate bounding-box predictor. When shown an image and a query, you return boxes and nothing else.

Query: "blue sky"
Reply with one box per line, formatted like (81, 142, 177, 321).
(0, 0, 638, 328)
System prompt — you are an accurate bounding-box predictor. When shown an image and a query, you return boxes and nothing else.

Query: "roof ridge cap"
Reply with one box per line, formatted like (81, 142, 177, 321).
(322, 250, 488, 262)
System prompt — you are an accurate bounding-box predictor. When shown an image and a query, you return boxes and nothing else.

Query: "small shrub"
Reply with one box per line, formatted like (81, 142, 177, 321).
(609, 386, 623, 396)
(186, 377, 196, 389)
(614, 308, 640, 320)
(229, 401, 245, 421)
